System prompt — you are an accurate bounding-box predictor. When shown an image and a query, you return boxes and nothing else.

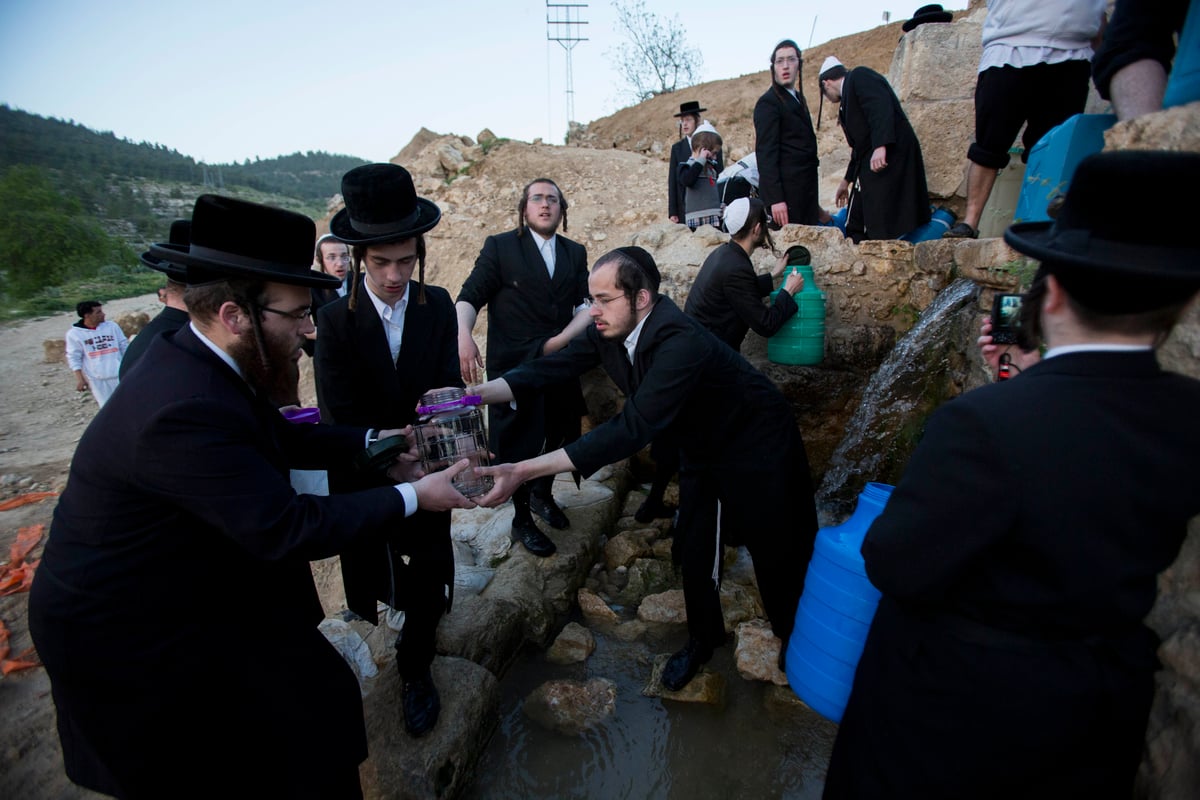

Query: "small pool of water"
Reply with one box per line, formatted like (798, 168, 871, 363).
(463, 619, 837, 799)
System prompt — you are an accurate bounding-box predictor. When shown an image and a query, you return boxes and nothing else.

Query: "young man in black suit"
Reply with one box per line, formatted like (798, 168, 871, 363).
(314, 163, 462, 737)
(120, 218, 191, 378)
(456, 178, 590, 556)
(28, 194, 474, 799)
(825, 151, 1200, 797)
(470, 246, 819, 692)
(754, 39, 830, 229)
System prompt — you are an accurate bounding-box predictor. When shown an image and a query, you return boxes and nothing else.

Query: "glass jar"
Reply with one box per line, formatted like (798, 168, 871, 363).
(412, 388, 493, 498)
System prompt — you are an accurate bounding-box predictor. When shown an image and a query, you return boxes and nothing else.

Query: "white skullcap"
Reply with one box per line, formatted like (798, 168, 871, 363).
(819, 56, 844, 78)
(693, 121, 719, 137)
(723, 197, 751, 235)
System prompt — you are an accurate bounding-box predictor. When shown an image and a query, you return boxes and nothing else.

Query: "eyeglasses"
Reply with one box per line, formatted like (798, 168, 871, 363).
(258, 304, 313, 321)
(586, 293, 627, 309)
(773, 56, 800, 66)
(527, 194, 561, 206)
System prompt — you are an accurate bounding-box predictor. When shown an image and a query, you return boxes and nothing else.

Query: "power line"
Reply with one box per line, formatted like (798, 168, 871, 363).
(546, 3, 588, 139)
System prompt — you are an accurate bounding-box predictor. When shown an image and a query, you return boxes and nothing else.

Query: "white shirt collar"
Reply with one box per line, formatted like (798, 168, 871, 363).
(189, 321, 243, 380)
(1043, 343, 1152, 359)
(365, 280, 411, 317)
(623, 302, 655, 363)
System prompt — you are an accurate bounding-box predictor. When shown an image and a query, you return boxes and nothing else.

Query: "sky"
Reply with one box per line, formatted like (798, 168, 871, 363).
(0, 0, 910, 165)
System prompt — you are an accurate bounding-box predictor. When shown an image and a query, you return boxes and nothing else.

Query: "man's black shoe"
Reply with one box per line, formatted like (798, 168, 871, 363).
(512, 518, 557, 557)
(661, 638, 714, 692)
(529, 494, 570, 530)
(634, 497, 676, 524)
(401, 671, 441, 737)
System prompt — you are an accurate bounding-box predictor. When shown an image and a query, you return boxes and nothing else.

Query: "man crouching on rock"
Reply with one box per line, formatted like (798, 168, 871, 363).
(28, 194, 475, 799)
(469, 246, 818, 692)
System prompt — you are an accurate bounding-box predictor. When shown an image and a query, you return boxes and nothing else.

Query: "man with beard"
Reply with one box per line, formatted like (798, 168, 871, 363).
(314, 163, 461, 737)
(469, 247, 819, 692)
(28, 194, 476, 799)
(684, 197, 804, 352)
(456, 178, 590, 557)
(754, 39, 830, 228)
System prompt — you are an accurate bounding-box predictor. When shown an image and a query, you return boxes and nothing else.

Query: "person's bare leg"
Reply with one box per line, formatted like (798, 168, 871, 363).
(1109, 59, 1168, 121)
(963, 162, 999, 231)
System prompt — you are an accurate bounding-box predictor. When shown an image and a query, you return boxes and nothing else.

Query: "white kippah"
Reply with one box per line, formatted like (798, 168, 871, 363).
(723, 197, 751, 235)
(819, 56, 844, 78)
(693, 121, 719, 137)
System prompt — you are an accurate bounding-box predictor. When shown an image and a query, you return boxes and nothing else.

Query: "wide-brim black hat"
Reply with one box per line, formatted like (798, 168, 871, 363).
(902, 4, 953, 32)
(146, 195, 338, 289)
(1005, 151, 1200, 313)
(674, 100, 706, 117)
(329, 163, 441, 245)
(139, 218, 190, 281)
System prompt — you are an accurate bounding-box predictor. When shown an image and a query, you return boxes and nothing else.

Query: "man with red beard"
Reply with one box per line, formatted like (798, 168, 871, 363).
(456, 178, 590, 557)
(28, 194, 475, 799)
(470, 247, 819, 693)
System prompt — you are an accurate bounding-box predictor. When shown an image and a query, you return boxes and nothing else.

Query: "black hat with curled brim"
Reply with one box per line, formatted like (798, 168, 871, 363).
(902, 4, 953, 32)
(145, 195, 339, 289)
(329, 163, 441, 246)
(1004, 151, 1200, 314)
(139, 218, 190, 282)
(674, 101, 707, 117)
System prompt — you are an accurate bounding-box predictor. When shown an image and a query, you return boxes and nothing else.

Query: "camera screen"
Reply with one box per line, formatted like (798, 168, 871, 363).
(991, 293, 1023, 344)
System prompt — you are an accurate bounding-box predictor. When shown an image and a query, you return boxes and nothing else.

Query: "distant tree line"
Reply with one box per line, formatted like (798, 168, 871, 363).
(0, 105, 368, 203)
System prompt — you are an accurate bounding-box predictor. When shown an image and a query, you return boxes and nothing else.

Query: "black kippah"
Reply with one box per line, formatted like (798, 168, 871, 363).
(615, 246, 661, 289)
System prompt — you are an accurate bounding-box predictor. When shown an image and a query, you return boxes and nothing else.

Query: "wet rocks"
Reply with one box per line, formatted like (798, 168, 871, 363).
(523, 678, 617, 735)
(545, 622, 596, 665)
(734, 620, 788, 686)
(643, 653, 726, 705)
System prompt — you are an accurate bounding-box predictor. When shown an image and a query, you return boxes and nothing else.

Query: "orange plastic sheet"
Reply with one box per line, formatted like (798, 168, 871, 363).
(0, 525, 43, 597)
(0, 618, 40, 675)
(0, 492, 58, 512)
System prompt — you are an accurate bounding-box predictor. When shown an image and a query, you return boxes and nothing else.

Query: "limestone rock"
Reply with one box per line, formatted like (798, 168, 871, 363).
(523, 678, 617, 735)
(734, 620, 788, 686)
(546, 621, 596, 665)
(577, 587, 620, 629)
(615, 557, 679, 606)
(637, 589, 687, 625)
(43, 339, 65, 364)
(643, 653, 726, 704)
(1104, 102, 1200, 153)
(719, 582, 763, 630)
(115, 311, 149, 338)
(603, 529, 653, 571)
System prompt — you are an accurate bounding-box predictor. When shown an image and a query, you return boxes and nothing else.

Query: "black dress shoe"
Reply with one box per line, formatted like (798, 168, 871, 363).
(661, 638, 714, 692)
(512, 517, 557, 557)
(634, 497, 676, 524)
(401, 672, 441, 737)
(529, 493, 570, 529)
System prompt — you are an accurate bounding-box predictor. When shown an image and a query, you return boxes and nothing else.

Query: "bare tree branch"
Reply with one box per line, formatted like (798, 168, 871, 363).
(607, 0, 703, 102)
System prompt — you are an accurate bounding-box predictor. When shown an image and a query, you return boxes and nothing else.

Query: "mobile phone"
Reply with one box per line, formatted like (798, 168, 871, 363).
(990, 293, 1023, 345)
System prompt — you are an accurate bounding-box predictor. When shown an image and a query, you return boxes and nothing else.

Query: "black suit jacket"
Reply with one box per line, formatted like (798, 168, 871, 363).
(118, 305, 189, 378)
(28, 325, 407, 795)
(457, 228, 588, 459)
(827, 351, 1200, 795)
(754, 84, 821, 224)
(314, 280, 461, 622)
(683, 241, 798, 351)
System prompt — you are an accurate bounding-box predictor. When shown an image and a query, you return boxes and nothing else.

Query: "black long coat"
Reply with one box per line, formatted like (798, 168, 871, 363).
(28, 325, 408, 797)
(754, 84, 822, 225)
(314, 280, 461, 624)
(501, 296, 818, 647)
(825, 351, 1200, 797)
(456, 228, 589, 460)
(683, 241, 798, 352)
(118, 305, 189, 378)
(837, 67, 931, 241)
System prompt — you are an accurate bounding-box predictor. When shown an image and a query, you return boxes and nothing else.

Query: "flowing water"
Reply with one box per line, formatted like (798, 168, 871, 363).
(463, 622, 837, 799)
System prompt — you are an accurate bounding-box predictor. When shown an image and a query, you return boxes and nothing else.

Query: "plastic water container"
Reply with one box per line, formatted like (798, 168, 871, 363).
(786, 482, 895, 723)
(898, 206, 956, 243)
(768, 263, 826, 366)
(1014, 113, 1115, 225)
(1163, 1, 1200, 108)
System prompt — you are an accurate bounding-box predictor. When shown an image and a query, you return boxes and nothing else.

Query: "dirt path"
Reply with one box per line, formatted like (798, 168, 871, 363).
(0, 294, 163, 800)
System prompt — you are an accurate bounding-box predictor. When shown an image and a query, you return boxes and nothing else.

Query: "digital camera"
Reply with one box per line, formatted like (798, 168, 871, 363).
(990, 293, 1023, 345)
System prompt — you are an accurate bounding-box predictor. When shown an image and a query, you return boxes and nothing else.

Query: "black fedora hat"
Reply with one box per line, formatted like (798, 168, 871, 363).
(139, 218, 190, 281)
(1005, 151, 1200, 313)
(903, 4, 953, 32)
(674, 100, 706, 117)
(329, 163, 441, 245)
(147, 195, 338, 289)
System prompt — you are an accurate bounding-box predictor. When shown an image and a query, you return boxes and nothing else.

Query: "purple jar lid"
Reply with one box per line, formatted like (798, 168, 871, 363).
(282, 407, 321, 424)
(416, 395, 482, 416)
